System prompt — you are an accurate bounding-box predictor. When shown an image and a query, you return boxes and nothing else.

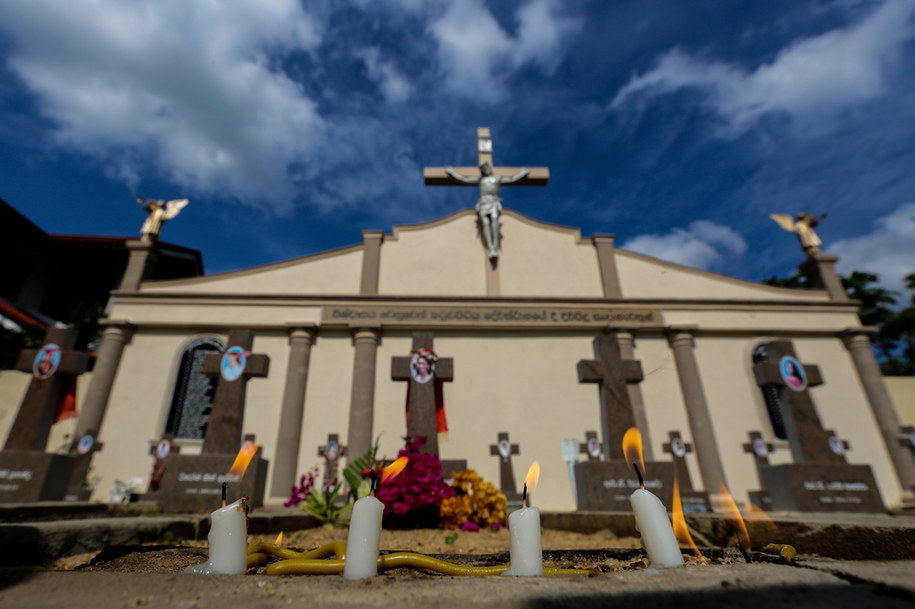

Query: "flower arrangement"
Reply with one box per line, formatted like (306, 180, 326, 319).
(374, 436, 455, 525)
(284, 466, 320, 508)
(439, 469, 507, 530)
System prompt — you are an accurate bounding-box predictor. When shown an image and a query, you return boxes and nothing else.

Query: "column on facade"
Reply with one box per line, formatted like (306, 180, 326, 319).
(346, 326, 381, 461)
(665, 327, 728, 499)
(120, 241, 160, 292)
(270, 325, 317, 498)
(841, 328, 915, 504)
(70, 320, 134, 446)
(614, 329, 653, 460)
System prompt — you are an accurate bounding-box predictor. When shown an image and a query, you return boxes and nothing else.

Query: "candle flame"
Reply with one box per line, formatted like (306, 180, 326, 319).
(622, 427, 645, 476)
(672, 478, 704, 561)
(524, 461, 541, 496)
(718, 484, 751, 549)
(380, 456, 409, 484)
(274, 531, 284, 545)
(228, 440, 258, 478)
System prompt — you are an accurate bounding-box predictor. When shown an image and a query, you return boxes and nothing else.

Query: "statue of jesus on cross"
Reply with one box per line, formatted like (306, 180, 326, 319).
(444, 163, 530, 259)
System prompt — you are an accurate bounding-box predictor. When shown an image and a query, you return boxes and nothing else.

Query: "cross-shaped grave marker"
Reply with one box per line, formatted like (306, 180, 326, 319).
(742, 431, 775, 509)
(661, 430, 711, 512)
(200, 329, 270, 455)
(577, 333, 644, 461)
(391, 333, 454, 457)
(317, 433, 346, 490)
(579, 431, 602, 462)
(900, 426, 915, 454)
(6, 327, 93, 452)
(752, 341, 841, 465)
(753, 340, 884, 512)
(489, 432, 521, 501)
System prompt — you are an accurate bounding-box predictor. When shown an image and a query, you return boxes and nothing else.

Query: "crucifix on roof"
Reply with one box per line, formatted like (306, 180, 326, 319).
(424, 127, 549, 262)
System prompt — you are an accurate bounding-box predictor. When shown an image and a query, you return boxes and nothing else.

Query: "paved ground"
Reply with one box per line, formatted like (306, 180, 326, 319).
(1, 560, 913, 609)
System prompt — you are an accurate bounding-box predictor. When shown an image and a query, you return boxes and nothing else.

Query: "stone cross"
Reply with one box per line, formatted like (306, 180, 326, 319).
(661, 431, 696, 490)
(753, 341, 843, 464)
(317, 433, 346, 489)
(742, 431, 775, 508)
(66, 429, 104, 500)
(6, 327, 92, 452)
(391, 333, 454, 456)
(826, 430, 851, 457)
(423, 127, 550, 187)
(489, 432, 521, 499)
(578, 431, 602, 462)
(148, 433, 179, 492)
(201, 329, 270, 455)
(577, 333, 644, 461)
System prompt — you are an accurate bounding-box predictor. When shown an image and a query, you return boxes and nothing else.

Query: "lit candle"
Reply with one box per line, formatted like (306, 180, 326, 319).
(623, 428, 683, 569)
(503, 462, 543, 576)
(185, 496, 249, 575)
(342, 457, 408, 581)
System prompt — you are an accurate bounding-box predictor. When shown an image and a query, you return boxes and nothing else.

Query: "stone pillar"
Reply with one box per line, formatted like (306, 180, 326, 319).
(665, 327, 728, 501)
(360, 231, 384, 296)
(346, 326, 381, 461)
(798, 253, 847, 301)
(615, 329, 653, 460)
(593, 235, 623, 299)
(270, 326, 317, 498)
(121, 241, 161, 292)
(71, 320, 134, 445)
(841, 328, 915, 505)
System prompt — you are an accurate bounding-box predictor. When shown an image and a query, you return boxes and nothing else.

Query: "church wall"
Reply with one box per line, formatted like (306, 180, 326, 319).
(885, 377, 915, 425)
(662, 309, 861, 332)
(498, 217, 604, 298)
(615, 251, 828, 302)
(92, 331, 192, 501)
(634, 335, 699, 483)
(287, 330, 356, 498)
(106, 301, 324, 328)
(139, 248, 364, 295)
(378, 215, 487, 296)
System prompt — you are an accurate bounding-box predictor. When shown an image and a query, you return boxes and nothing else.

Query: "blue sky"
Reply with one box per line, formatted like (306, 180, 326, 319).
(1, 0, 914, 296)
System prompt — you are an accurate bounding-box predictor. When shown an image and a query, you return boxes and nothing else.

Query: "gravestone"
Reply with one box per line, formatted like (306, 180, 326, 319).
(661, 431, 710, 513)
(318, 433, 346, 490)
(742, 431, 775, 509)
(754, 341, 884, 512)
(0, 327, 92, 502)
(154, 330, 270, 512)
(391, 333, 466, 477)
(489, 432, 522, 505)
(64, 431, 103, 502)
(579, 431, 602, 462)
(573, 333, 675, 511)
(143, 433, 180, 497)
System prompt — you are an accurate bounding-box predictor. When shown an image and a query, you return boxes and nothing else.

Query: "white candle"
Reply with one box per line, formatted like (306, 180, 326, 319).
(343, 495, 384, 580)
(630, 488, 684, 569)
(185, 497, 249, 575)
(503, 505, 543, 576)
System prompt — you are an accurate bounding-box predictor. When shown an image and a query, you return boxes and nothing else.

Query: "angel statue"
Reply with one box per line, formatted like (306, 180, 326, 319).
(138, 196, 189, 242)
(769, 212, 826, 256)
(444, 162, 530, 260)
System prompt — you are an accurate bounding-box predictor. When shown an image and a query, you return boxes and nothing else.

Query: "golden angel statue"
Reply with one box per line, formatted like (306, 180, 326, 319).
(138, 197, 189, 242)
(769, 212, 826, 256)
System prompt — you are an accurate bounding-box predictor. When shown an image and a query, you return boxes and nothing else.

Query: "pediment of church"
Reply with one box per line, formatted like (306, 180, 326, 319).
(139, 209, 827, 303)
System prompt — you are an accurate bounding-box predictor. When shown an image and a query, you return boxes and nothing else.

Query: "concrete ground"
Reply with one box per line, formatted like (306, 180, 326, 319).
(1, 560, 913, 609)
(1, 504, 914, 608)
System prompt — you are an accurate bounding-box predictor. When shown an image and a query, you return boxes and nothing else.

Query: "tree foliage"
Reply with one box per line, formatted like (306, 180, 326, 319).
(763, 270, 915, 375)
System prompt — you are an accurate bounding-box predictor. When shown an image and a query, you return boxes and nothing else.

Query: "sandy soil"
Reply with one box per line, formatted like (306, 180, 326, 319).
(55, 528, 732, 574)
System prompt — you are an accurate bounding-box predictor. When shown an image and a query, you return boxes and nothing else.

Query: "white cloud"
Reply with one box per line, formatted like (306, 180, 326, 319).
(0, 0, 323, 211)
(620, 220, 748, 271)
(357, 48, 413, 103)
(612, 0, 915, 136)
(429, 0, 580, 101)
(830, 202, 915, 298)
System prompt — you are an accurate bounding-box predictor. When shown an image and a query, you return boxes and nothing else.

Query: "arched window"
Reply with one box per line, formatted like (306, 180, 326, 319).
(752, 342, 788, 440)
(164, 337, 225, 439)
